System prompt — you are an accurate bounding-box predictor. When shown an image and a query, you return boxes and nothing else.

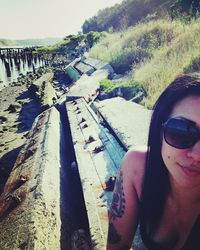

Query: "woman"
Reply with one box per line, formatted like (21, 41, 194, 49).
(107, 74, 200, 250)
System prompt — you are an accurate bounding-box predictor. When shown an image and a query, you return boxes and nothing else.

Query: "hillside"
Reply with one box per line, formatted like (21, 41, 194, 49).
(89, 17, 200, 108)
(0, 37, 62, 47)
(82, 0, 200, 33)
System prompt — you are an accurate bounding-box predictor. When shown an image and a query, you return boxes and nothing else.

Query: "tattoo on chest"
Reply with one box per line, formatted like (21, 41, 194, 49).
(109, 170, 125, 220)
(108, 222, 121, 244)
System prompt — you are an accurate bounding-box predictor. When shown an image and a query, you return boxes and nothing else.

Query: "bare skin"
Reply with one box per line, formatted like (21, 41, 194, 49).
(107, 96, 200, 250)
(107, 146, 146, 250)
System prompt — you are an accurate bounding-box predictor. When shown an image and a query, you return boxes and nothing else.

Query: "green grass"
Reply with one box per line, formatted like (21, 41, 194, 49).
(100, 79, 145, 100)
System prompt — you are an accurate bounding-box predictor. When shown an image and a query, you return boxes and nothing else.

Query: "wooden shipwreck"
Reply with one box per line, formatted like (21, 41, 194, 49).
(0, 58, 150, 249)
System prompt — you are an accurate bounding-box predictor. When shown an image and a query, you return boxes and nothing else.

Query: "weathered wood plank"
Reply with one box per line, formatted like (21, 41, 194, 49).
(94, 97, 151, 149)
(66, 98, 125, 249)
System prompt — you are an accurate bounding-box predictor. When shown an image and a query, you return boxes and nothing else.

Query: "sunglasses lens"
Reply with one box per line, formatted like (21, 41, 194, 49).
(163, 118, 199, 149)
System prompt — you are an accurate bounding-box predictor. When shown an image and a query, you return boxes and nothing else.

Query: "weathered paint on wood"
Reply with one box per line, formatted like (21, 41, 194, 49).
(94, 97, 151, 149)
(66, 98, 125, 249)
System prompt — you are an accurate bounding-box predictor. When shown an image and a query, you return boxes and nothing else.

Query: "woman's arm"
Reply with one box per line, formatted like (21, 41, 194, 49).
(106, 149, 146, 250)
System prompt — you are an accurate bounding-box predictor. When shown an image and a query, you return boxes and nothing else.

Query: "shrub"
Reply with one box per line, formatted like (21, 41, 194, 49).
(100, 78, 145, 100)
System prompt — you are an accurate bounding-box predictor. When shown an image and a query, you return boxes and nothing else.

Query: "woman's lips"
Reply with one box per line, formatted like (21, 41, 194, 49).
(177, 163, 200, 176)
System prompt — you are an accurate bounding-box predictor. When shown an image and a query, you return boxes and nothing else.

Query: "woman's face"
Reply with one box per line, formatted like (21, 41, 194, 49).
(161, 95, 200, 188)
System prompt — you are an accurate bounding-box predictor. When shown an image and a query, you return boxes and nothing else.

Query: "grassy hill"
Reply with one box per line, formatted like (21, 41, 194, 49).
(89, 17, 200, 108)
(82, 0, 200, 33)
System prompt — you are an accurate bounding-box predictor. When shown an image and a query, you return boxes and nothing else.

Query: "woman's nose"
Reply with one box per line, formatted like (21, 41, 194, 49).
(187, 140, 200, 161)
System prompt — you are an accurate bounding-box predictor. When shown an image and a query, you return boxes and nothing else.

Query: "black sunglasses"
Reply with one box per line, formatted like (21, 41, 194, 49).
(163, 117, 200, 149)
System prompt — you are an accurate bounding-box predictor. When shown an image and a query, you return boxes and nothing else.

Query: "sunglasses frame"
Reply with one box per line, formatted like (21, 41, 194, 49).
(162, 117, 200, 149)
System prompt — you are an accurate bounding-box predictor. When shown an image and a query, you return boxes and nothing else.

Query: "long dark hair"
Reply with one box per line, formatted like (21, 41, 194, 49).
(140, 74, 200, 246)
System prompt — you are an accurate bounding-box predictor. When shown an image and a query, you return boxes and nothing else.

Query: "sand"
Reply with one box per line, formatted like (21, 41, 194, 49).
(0, 81, 41, 193)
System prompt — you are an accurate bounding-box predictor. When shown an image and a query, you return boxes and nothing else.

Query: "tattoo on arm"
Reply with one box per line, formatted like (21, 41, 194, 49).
(109, 170, 125, 220)
(108, 223, 121, 244)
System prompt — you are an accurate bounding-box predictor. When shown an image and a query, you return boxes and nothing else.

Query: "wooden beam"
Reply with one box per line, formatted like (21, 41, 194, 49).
(66, 98, 125, 248)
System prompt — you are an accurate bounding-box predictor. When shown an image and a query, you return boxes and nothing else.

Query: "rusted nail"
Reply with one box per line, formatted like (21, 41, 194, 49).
(79, 117, 86, 124)
(86, 136, 95, 144)
(92, 145, 104, 154)
(82, 123, 88, 129)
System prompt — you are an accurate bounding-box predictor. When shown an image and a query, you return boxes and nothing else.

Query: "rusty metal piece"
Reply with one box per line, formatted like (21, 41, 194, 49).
(0, 194, 23, 219)
(82, 123, 88, 129)
(12, 175, 28, 192)
(79, 118, 86, 124)
(105, 176, 116, 191)
(5, 195, 21, 204)
(85, 136, 95, 144)
(16, 175, 28, 188)
(92, 145, 104, 154)
(4, 175, 28, 195)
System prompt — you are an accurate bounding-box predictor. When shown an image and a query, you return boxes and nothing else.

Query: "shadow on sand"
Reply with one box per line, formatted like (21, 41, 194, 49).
(0, 146, 23, 194)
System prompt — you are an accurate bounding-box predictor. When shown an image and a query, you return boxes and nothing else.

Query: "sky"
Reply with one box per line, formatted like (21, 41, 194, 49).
(0, 0, 123, 40)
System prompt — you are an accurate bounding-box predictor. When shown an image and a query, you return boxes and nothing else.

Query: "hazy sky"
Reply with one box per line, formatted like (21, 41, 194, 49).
(0, 0, 122, 40)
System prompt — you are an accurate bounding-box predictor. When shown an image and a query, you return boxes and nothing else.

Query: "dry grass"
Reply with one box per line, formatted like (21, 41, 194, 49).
(89, 18, 200, 108)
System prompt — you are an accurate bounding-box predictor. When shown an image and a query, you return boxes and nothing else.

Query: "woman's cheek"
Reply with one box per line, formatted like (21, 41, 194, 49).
(161, 139, 177, 168)
(161, 140, 186, 169)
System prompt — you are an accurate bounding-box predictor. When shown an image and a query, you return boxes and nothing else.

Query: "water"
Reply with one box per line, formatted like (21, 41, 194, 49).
(0, 47, 45, 90)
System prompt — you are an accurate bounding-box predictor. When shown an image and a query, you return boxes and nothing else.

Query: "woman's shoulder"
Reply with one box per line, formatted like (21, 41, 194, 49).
(122, 146, 147, 171)
(121, 146, 147, 199)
